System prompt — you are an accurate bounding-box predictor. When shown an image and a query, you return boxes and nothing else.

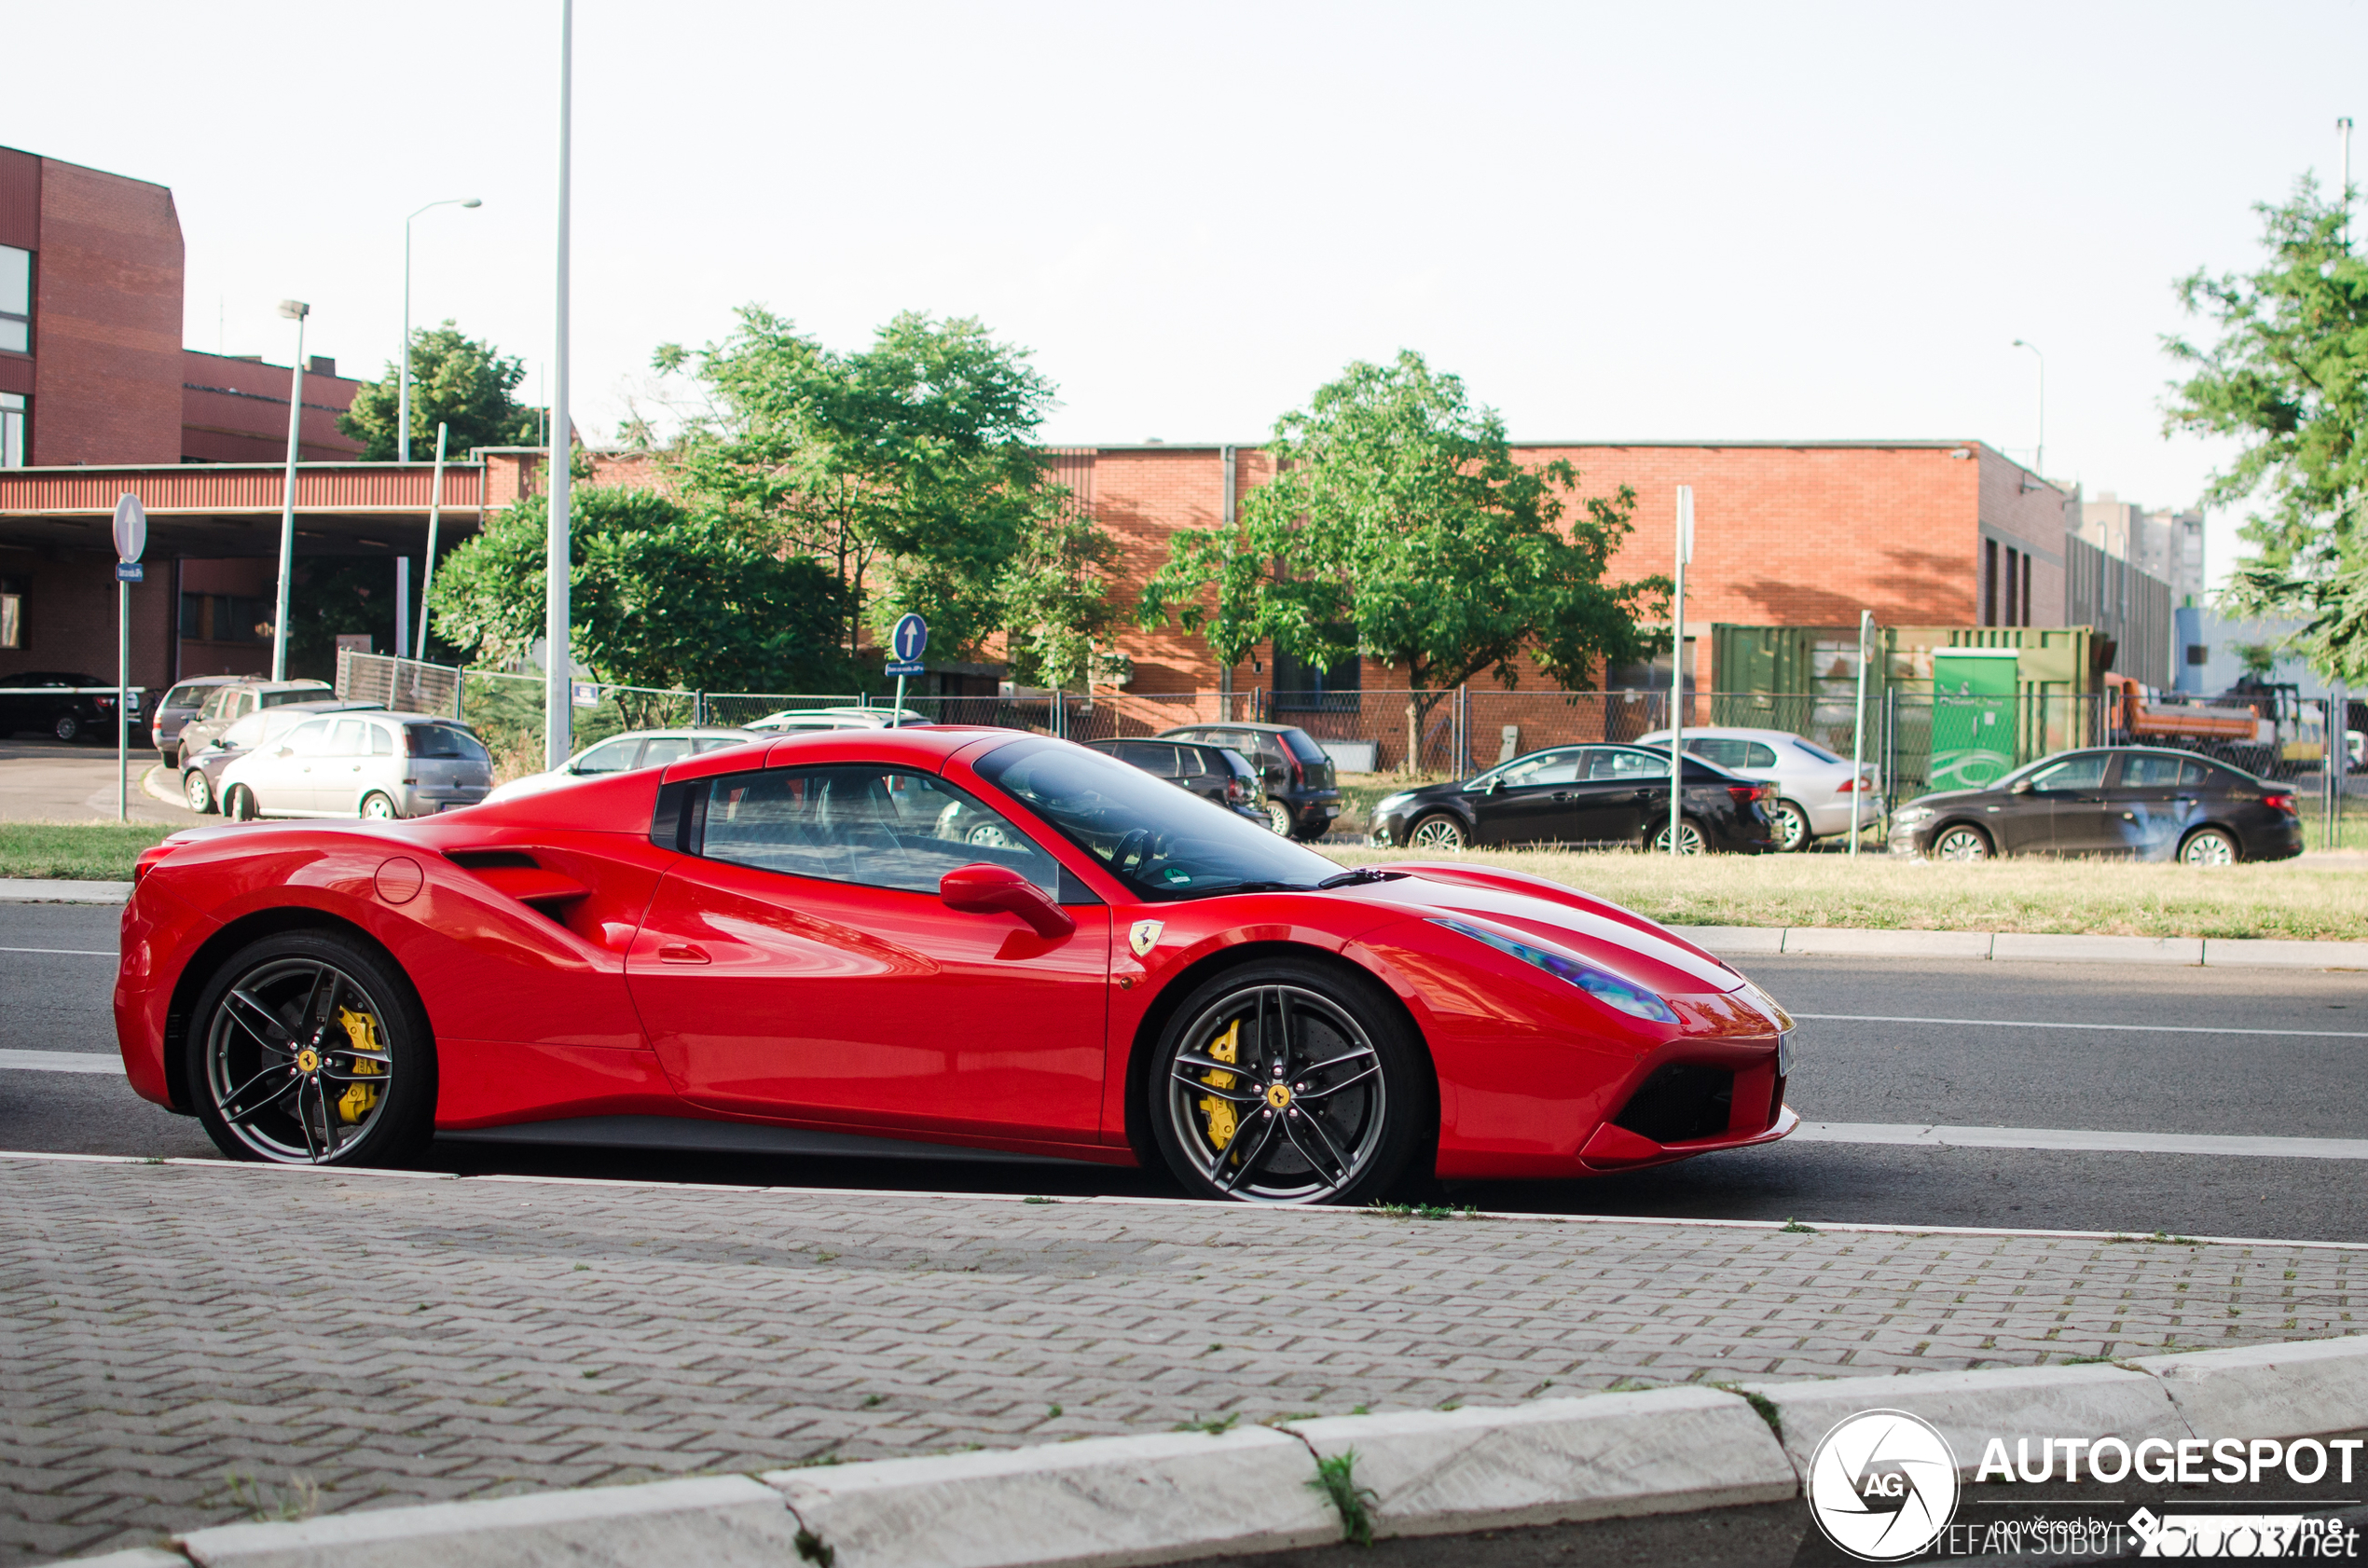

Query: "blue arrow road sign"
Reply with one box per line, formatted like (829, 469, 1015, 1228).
(891, 612, 929, 664)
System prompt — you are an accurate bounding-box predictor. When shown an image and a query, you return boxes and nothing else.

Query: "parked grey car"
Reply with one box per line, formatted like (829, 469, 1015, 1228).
(173, 679, 336, 762)
(149, 675, 246, 767)
(218, 711, 492, 820)
(179, 699, 384, 815)
(1631, 726, 1883, 852)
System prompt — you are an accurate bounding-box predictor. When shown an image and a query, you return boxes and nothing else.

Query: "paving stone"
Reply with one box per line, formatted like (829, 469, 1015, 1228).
(2, 1157, 2360, 1567)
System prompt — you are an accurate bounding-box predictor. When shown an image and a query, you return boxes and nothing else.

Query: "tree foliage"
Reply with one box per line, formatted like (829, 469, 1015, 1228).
(1136, 351, 1666, 761)
(2166, 180, 2368, 681)
(656, 309, 1102, 673)
(426, 486, 850, 695)
(340, 322, 544, 461)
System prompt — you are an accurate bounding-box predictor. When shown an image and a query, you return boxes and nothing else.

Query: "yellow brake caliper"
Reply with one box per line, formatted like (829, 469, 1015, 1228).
(335, 1006, 382, 1124)
(1198, 1019, 1242, 1150)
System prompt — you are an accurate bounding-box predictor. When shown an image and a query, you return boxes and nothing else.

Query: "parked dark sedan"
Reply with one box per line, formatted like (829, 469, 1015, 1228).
(1084, 737, 1266, 822)
(1370, 743, 1776, 854)
(1156, 722, 1342, 839)
(1888, 746, 2304, 864)
(0, 670, 134, 743)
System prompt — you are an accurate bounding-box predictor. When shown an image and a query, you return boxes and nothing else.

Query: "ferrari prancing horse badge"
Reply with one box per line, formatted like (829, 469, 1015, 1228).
(1129, 920, 1164, 957)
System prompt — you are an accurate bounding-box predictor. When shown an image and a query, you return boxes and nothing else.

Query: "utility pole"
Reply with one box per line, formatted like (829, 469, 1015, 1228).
(1668, 486, 1694, 856)
(544, 0, 574, 770)
(1849, 609, 1873, 858)
(270, 300, 310, 682)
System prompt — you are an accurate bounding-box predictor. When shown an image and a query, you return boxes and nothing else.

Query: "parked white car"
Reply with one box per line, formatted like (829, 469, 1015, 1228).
(480, 727, 760, 806)
(1631, 726, 1882, 851)
(218, 711, 494, 820)
(743, 706, 930, 732)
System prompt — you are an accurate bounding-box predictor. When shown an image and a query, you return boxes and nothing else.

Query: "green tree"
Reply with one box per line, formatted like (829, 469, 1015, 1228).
(341, 322, 544, 461)
(659, 308, 1090, 668)
(1136, 351, 1667, 771)
(426, 486, 851, 699)
(282, 558, 399, 681)
(2166, 179, 2368, 681)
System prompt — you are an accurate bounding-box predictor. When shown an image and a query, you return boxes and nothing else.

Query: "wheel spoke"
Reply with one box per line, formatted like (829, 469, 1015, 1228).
(1281, 1110, 1350, 1189)
(1272, 987, 1299, 1075)
(1171, 1058, 1263, 1103)
(221, 1072, 302, 1127)
(298, 965, 338, 1038)
(1293, 1061, 1380, 1102)
(1211, 1112, 1281, 1193)
(222, 989, 295, 1051)
(295, 1077, 323, 1160)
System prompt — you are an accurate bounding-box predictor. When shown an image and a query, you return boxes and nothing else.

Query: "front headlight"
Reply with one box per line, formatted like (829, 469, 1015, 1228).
(1893, 805, 1934, 825)
(1374, 791, 1415, 816)
(1431, 916, 1679, 1023)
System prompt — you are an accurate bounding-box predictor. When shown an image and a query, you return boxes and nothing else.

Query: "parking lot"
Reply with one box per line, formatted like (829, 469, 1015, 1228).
(0, 738, 199, 828)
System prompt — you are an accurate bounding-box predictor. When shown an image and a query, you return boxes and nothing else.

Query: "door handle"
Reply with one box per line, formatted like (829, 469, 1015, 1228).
(657, 943, 711, 965)
(1551, 791, 1572, 801)
(2120, 811, 2136, 819)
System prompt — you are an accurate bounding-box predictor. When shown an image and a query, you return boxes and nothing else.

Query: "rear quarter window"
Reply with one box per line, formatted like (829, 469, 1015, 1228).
(1282, 731, 1329, 764)
(408, 723, 490, 762)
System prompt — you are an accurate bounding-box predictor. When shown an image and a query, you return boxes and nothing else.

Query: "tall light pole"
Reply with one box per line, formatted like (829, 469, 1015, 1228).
(545, 0, 574, 770)
(270, 300, 310, 682)
(2011, 338, 2045, 475)
(1667, 486, 1694, 857)
(399, 198, 482, 464)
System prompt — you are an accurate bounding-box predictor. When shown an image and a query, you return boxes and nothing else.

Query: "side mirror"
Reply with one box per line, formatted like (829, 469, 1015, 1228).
(274, 746, 296, 758)
(940, 862, 1076, 939)
(2009, 778, 2033, 795)
(1482, 777, 1503, 795)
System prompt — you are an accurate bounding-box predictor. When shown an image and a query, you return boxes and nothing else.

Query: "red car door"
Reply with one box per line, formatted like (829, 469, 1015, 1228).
(625, 763, 1110, 1144)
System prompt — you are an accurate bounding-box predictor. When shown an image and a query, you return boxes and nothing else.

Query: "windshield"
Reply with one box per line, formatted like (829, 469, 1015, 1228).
(972, 737, 1338, 901)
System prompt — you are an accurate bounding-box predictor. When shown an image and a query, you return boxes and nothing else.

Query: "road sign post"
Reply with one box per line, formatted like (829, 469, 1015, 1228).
(112, 494, 146, 823)
(888, 613, 929, 728)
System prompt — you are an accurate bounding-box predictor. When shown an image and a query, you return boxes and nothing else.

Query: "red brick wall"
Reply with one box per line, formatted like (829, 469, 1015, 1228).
(0, 546, 177, 692)
(180, 351, 363, 463)
(31, 157, 184, 465)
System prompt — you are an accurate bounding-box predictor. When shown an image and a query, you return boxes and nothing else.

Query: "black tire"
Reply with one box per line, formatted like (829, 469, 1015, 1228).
(1148, 957, 1432, 1206)
(359, 791, 400, 820)
(1290, 822, 1329, 843)
(224, 784, 258, 821)
(1406, 812, 1466, 851)
(51, 713, 80, 743)
(1770, 799, 1812, 852)
(183, 769, 215, 815)
(1931, 823, 1992, 862)
(186, 930, 437, 1167)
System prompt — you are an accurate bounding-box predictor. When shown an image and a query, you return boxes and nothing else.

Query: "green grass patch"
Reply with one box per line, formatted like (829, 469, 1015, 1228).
(1321, 845, 2368, 942)
(0, 821, 172, 881)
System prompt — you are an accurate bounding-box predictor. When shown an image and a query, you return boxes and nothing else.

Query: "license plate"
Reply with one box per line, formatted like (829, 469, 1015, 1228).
(1323, 805, 1340, 816)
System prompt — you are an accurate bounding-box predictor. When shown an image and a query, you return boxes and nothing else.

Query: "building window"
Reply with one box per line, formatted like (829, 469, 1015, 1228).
(1982, 538, 1999, 626)
(0, 392, 22, 468)
(2020, 552, 2032, 626)
(0, 245, 27, 355)
(179, 592, 271, 644)
(0, 575, 21, 649)
(2003, 546, 2020, 626)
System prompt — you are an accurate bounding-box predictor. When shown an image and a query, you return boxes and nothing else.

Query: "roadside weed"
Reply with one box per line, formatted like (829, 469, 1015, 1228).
(1306, 1450, 1379, 1546)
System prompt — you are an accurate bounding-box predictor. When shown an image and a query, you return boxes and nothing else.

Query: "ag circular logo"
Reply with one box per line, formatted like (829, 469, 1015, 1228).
(1806, 1409, 1961, 1561)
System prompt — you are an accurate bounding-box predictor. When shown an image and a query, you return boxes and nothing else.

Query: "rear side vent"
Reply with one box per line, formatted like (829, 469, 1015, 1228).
(446, 849, 539, 872)
(1613, 1064, 1735, 1144)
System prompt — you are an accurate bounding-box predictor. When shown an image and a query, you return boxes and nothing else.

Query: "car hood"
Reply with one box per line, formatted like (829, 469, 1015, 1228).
(1898, 787, 1992, 812)
(1337, 860, 1748, 998)
(1374, 779, 1475, 809)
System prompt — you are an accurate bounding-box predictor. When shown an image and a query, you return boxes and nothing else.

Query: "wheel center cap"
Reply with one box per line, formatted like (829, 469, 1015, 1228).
(1265, 1083, 1292, 1110)
(294, 1048, 321, 1074)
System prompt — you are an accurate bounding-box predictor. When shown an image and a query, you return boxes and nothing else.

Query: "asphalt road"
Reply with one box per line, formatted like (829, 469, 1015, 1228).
(7, 900, 2365, 1241)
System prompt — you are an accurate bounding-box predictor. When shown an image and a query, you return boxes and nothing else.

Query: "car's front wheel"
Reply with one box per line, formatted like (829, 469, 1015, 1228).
(1770, 799, 1812, 852)
(1407, 812, 1466, 851)
(224, 785, 258, 821)
(183, 770, 214, 815)
(51, 713, 80, 743)
(1150, 959, 1430, 1205)
(1932, 824, 1992, 862)
(2179, 826, 2238, 866)
(186, 931, 437, 1167)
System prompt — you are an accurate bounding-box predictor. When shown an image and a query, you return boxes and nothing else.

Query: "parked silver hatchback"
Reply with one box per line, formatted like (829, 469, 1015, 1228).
(216, 710, 493, 820)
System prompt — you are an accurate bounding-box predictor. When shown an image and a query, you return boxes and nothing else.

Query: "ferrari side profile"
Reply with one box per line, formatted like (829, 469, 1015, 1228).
(116, 727, 1797, 1205)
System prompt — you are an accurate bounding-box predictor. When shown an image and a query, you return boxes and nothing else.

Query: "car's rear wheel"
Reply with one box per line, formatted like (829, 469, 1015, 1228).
(186, 931, 436, 1167)
(183, 770, 214, 815)
(360, 791, 399, 820)
(225, 784, 258, 821)
(1648, 817, 1708, 855)
(2179, 826, 2238, 867)
(1150, 959, 1429, 1206)
(1407, 812, 1466, 851)
(1932, 824, 1992, 862)
(51, 713, 80, 743)
(1263, 800, 1293, 836)
(1770, 799, 1812, 852)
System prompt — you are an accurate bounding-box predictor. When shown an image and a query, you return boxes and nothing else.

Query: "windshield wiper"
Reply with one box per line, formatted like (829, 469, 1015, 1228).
(1318, 868, 1404, 888)
(1204, 879, 1319, 895)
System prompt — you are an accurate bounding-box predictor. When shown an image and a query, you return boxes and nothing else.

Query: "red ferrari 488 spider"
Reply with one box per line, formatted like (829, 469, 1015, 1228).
(115, 726, 1796, 1204)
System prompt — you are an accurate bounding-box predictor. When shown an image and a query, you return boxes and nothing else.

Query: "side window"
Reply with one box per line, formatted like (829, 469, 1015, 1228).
(235, 693, 257, 719)
(1115, 741, 1177, 777)
(2121, 753, 2185, 787)
(1744, 742, 1780, 768)
(572, 738, 640, 775)
(1687, 738, 1745, 769)
(2029, 752, 2110, 791)
(700, 764, 1061, 897)
(1500, 749, 1581, 787)
(1588, 748, 1666, 779)
(283, 719, 334, 756)
(200, 688, 235, 721)
(221, 713, 266, 749)
(368, 723, 395, 756)
(329, 719, 370, 755)
(2180, 759, 2213, 789)
(693, 736, 744, 754)
(640, 736, 695, 769)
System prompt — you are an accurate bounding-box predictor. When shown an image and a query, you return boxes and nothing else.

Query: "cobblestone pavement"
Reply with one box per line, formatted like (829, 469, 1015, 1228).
(3, 1155, 2361, 1564)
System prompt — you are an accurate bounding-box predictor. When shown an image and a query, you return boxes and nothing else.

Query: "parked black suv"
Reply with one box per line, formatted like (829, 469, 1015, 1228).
(1083, 738, 1266, 823)
(1156, 722, 1342, 839)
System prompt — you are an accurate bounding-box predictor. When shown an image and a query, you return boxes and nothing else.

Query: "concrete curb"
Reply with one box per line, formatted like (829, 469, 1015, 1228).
(60, 1335, 2364, 1568)
(1684, 923, 2368, 970)
(0, 877, 131, 904)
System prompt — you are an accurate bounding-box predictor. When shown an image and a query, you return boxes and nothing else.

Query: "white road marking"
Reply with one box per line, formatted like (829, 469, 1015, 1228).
(1795, 1011, 2368, 1040)
(1797, 1121, 2368, 1161)
(0, 946, 115, 956)
(0, 1050, 121, 1075)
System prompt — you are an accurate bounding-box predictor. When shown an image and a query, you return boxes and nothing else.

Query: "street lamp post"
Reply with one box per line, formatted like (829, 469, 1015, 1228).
(399, 198, 482, 464)
(270, 300, 309, 682)
(545, 0, 574, 771)
(2011, 338, 2045, 476)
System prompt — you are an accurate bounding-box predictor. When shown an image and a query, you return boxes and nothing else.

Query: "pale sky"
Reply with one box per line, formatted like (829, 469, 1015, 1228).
(11, 1, 2365, 589)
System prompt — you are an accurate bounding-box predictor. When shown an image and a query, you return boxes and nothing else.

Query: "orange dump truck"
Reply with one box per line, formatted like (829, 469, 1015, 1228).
(2102, 673, 2263, 745)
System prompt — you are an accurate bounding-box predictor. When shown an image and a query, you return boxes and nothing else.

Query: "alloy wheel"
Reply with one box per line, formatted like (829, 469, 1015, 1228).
(1933, 826, 1990, 862)
(52, 714, 79, 742)
(201, 956, 398, 1163)
(1407, 813, 1466, 851)
(1263, 800, 1293, 836)
(183, 770, 213, 814)
(2180, 829, 2237, 867)
(361, 792, 398, 820)
(1163, 983, 1391, 1204)
(1773, 800, 1811, 852)
(1650, 818, 1707, 855)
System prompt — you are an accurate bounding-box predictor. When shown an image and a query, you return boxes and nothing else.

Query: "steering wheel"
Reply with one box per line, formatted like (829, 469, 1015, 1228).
(1111, 828, 1152, 873)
